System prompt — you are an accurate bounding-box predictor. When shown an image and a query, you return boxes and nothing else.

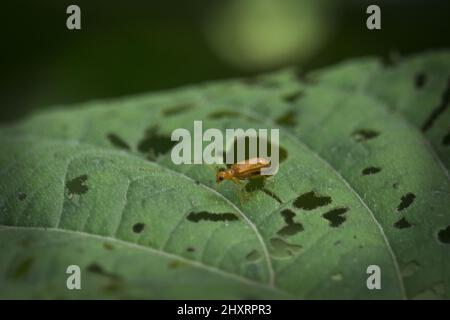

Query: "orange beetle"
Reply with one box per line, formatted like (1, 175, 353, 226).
(216, 157, 271, 184)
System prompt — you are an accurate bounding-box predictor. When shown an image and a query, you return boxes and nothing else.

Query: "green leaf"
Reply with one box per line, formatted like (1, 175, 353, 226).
(1, 51, 449, 299)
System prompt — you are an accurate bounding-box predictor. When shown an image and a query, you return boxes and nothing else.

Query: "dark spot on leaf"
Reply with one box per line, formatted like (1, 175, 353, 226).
(277, 223, 304, 236)
(352, 129, 380, 142)
(168, 260, 186, 269)
(132, 223, 145, 233)
(245, 250, 261, 262)
(394, 217, 413, 229)
(186, 211, 239, 223)
(437, 226, 450, 244)
(422, 78, 450, 132)
(137, 126, 177, 160)
(9, 257, 34, 280)
(107, 133, 130, 150)
(443, 130, 450, 146)
(397, 193, 416, 211)
(275, 110, 297, 127)
(415, 72, 427, 89)
(269, 238, 302, 257)
(17, 192, 27, 201)
(362, 167, 382, 175)
(277, 209, 304, 236)
(103, 243, 114, 250)
(162, 103, 194, 117)
(283, 90, 304, 103)
(334, 240, 341, 246)
(392, 182, 400, 189)
(87, 263, 121, 280)
(194, 180, 200, 185)
(66, 175, 88, 197)
(322, 208, 348, 227)
(186, 247, 195, 252)
(293, 191, 332, 210)
(281, 209, 295, 223)
(208, 111, 258, 123)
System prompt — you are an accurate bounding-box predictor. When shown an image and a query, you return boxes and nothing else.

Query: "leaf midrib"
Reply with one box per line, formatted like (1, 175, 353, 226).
(0, 224, 291, 298)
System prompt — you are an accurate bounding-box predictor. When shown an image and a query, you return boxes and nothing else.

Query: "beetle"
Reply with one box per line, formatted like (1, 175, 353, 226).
(216, 157, 271, 184)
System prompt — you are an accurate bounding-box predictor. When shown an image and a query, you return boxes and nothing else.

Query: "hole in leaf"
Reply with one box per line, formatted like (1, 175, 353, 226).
(281, 209, 295, 223)
(437, 226, 450, 244)
(186, 211, 239, 223)
(245, 250, 261, 262)
(397, 193, 416, 211)
(186, 247, 196, 252)
(132, 223, 145, 233)
(277, 209, 304, 236)
(322, 208, 348, 227)
(394, 217, 413, 229)
(362, 167, 382, 175)
(162, 103, 194, 117)
(443, 130, 450, 146)
(66, 175, 88, 197)
(422, 78, 450, 132)
(415, 72, 427, 89)
(107, 133, 130, 150)
(275, 110, 297, 127)
(293, 191, 332, 210)
(352, 129, 380, 142)
(17, 192, 27, 201)
(137, 126, 177, 161)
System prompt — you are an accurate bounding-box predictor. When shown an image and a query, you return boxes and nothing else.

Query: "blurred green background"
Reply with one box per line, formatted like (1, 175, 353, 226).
(1, 0, 449, 123)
